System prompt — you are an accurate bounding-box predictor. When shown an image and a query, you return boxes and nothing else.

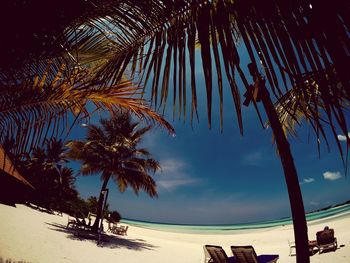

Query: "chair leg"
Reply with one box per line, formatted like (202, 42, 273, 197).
(289, 245, 296, 256)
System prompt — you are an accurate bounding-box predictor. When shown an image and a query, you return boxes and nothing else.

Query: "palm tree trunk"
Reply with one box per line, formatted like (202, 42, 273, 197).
(92, 174, 111, 232)
(257, 77, 310, 262)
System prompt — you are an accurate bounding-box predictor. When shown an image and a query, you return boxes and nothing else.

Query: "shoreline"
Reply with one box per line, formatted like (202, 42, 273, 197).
(1, 203, 349, 263)
(121, 204, 350, 234)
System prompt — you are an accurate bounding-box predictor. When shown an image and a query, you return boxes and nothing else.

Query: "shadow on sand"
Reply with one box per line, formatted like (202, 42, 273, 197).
(309, 244, 346, 257)
(46, 222, 157, 251)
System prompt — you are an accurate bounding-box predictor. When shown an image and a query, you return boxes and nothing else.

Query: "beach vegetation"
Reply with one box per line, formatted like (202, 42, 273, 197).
(0, 65, 174, 160)
(1, 136, 123, 219)
(108, 211, 122, 223)
(23, 139, 76, 213)
(86, 196, 99, 215)
(66, 111, 160, 232)
(1, 137, 77, 213)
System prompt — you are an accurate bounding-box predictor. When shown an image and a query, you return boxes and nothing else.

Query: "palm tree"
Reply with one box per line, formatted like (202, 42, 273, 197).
(55, 167, 78, 212)
(1, 1, 349, 261)
(8, 138, 77, 211)
(0, 65, 174, 156)
(0, 62, 174, 201)
(40, 139, 76, 213)
(274, 69, 350, 156)
(66, 111, 160, 232)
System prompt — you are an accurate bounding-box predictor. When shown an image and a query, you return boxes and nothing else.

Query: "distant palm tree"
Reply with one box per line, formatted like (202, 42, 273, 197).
(0, 63, 173, 207)
(66, 112, 160, 231)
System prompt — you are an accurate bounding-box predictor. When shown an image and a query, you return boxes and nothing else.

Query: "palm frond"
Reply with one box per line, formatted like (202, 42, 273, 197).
(0, 65, 174, 157)
(42, 0, 348, 138)
(66, 112, 160, 197)
(1, 0, 349, 153)
(273, 68, 350, 163)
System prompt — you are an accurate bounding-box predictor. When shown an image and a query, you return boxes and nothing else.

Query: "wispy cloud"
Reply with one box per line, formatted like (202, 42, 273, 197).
(142, 131, 161, 149)
(242, 151, 263, 166)
(337, 132, 350, 141)
(156, 159, 199, 191)
(310, 201, 319, 206)
(323, 171, 342, 181)
(160, 159, 187, 172)
(300, 177, 315, 185)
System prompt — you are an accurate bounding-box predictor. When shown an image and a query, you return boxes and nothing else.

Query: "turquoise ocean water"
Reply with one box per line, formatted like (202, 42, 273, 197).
(121, 204, 350, 234)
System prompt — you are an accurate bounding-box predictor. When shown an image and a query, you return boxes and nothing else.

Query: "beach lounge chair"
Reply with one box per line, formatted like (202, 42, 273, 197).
(107, 222, 118, 232)
(288, 240, 296, 256)
(203, 246, 214, 263)
(288, 239, 320, 256)
(67, 216, 76, 228)
(110, 225, 128, 235)
(316, 227, 337, 253)
(67, 216, 92, 231)
(67, 216, 84, 229)
(204, 245, 236, 263)
(115, 225, 128, 235)
(231, 245, 279, 263)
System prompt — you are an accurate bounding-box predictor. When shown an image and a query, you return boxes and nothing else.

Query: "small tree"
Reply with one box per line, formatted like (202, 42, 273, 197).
(86, 196, 98, 214)
(108, 211, 122, 223)
(66, 111, 160, 232)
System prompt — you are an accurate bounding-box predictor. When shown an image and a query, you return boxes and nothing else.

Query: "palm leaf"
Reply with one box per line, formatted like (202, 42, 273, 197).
(273, 68, 349, 164)
(1, 0, 349, 159)
(0, 65, 174, 166)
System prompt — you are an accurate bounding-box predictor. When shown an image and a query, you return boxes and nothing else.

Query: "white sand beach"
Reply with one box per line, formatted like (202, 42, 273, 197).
(0, 204, 349, 263)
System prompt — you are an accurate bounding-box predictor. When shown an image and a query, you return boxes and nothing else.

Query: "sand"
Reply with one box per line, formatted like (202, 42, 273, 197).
(0, 204, 349, 263)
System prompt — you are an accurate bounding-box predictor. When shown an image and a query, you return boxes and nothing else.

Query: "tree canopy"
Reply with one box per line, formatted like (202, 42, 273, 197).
(66, 112, 161, 230)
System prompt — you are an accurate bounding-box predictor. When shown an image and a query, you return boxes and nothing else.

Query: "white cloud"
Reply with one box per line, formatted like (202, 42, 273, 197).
(323, 171, 342, 181)
(242, 151, 263, 166)
(160, 159, 187, 173)
(156, 159, 199, 191)
(157, 178, 198, 191)
(310, 201, 319, 206)
(337, 132, 350, 141)
(142, 132, 160, 149)
(300, 177, 315, 185)
(304, 178, 315, 183)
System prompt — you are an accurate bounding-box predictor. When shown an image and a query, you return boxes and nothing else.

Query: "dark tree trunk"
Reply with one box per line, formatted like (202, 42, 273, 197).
(92, 174, 111, 232)
(258, 78, 310, 262)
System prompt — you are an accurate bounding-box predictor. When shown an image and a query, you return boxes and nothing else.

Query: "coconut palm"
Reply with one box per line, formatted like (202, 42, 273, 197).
(1, 137, 78, 210)
(0, 65, 174, 156)
(55, 167, 78, 211)
(274, 69, 350, 154)
(66, 112, 160, 231)
(22, 139, 73, 210)
(1, 1, 349, 261)
(0, 62, 173, 204)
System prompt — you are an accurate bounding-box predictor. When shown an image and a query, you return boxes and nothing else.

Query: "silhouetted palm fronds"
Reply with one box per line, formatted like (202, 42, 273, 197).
(2, 1, 348, 137)
(0, 65, 174, 157)
(274, 67, 349, 162)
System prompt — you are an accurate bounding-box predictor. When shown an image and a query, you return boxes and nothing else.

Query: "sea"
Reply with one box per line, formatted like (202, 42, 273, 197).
(120, 203, 350, 234)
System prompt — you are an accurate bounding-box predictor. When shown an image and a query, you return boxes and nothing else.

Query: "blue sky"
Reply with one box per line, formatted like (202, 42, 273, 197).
(72, 105, 350, 225)
(71, 46, 350, 225)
